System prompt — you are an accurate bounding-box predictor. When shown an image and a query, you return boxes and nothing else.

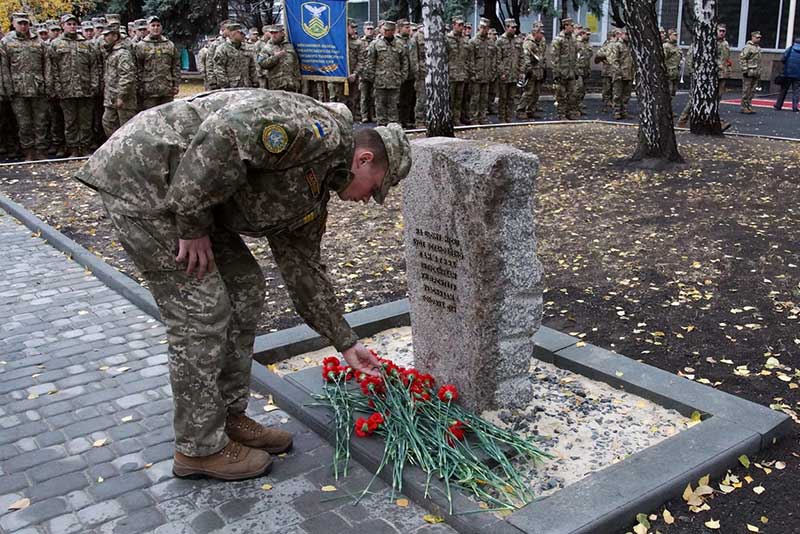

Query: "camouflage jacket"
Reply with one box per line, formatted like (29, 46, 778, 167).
(365, 36, 408, 89)
(135, 35, 181, 97)
(576, 38, 592, 77)
(521, 36, 546, 80)
(1, 31, 47, 97)
(495, 32, 522, 81)
(47, 33, 98, 98)
(104, 41, 137, 110)
(550, 31, 577, 80)
(408, 30, 426, 79)
(258, 39, 301, 91)
(607, 39, 635, 81)
(595, 38, 614, 76)
(0, 40, 8, 97)
(398, 34, 414, 80)
(469, 34, 495, 83)
(662, 41, 682, 80)
(212, 39, 258, 89)
(717, 39, 731, 78)
(739, 41, 762, 78)
(348, 36, 365, 79)
(445, 31, 469, 82)
(204, 39, 223, 89)
(78, 89, 360, 351)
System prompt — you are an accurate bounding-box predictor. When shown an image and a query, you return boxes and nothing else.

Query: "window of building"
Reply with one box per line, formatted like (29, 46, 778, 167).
(746, 0, 782, 49)
(778, 0, 800, 49)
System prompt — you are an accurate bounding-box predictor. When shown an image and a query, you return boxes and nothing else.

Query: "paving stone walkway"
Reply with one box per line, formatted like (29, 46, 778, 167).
(0, 208, 456, 534)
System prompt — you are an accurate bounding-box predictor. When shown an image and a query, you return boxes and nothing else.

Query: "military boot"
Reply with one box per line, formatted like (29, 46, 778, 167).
(225, 413, 293, 454)
(55, 146, 67, 158)
(172, 440, 272, 481)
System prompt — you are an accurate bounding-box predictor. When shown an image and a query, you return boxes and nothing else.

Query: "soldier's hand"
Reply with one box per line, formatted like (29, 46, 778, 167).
(176, 236, 216, 279)
(342, 343, 381, 377)
(115, 98, 124, 109)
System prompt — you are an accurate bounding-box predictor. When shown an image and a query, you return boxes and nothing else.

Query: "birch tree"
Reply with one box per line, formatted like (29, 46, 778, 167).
(688, 0, 722, 134)
(611, 0, 683, 163)
(422, 0, 454, 137)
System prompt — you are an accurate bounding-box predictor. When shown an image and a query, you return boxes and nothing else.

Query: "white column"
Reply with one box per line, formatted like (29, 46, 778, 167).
(738, 0, 750, 49)
(777, 0, 784, 49)
(676, 0, 683, 44)
(473, 0, 478, 29)
(601, 0, 609, 43)
(788, 0, 798, 47)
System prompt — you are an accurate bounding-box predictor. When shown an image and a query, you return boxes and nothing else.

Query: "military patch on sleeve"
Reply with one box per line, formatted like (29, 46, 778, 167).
(262, 124, 289, 154)
(311, 121, 325, 138)
(304, 169, 320, 196)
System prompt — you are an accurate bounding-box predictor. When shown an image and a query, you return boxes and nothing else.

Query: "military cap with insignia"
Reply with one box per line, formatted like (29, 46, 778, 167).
(372, 123, 412, 205)
(60, 14, 78, 24)
(37, 24, 49, 34)
(383, 20, 397, 30)
(12, 12, 31, 23)
(134, 18, 147, 29)
(226, 22, 244, 32)
(82, 21, 94, 30)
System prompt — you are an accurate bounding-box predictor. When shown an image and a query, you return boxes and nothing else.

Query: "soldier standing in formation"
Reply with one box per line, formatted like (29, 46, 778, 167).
(211, 22, 258, 90)
(517, 22, 545, 120)
(258, 25, 301, 92)
(359, 21, 376, 123)
(739, 31, 762, 114)
(662, 29, 682, 97)
(445, 16, 470, 125)
(409, 22, 427, 128)
(365, 20, 409, 126)
(496, 18, 522, 123)
(397, 20, 416, 128)
(329, 19, 364, 121)
(575, 26, 593, 115)
(595, 32, 616, 111)
(608, 28, 635, 119)
(469, 18, 495, 125)
(487, 28, 498, 115)
(550, 17, 578, 120)
(136, 17, 181, 109)
(101, 26, 137, 136)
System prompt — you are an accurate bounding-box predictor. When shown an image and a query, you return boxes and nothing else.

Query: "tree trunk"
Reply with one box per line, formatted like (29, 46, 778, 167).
(689, 0, 722, 134)
(422, 0, 454, 137)
(615, 0, 683, 162)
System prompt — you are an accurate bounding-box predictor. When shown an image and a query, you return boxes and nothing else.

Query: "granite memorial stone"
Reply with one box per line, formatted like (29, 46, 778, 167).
(403, 137, 543, 411)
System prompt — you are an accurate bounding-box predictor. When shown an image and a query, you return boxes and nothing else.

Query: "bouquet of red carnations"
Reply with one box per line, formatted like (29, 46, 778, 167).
(312, 351, 551, 513)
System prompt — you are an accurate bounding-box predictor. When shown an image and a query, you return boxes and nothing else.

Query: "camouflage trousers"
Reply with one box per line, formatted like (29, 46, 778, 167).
(399, 79, 416, 126)
(0, 99, 19, 156)
(10, 97, 49, 151)
(461, 82, 472, 122)
(612, 78, 633, 116)
(554, 77, 578, 118)
(741, 75, 757, 110)
(576, 74, 589, 111)
(497, 82, 517, 122)
(359, 80, 374, 122)
(517, 77, 542, 116)
(49, 98, 65, 150)
(601, 75, 613, 107)
(469, 82, 490, 124)
(668, 78, 678, 97)
(141, 95, 174, 112)
(374, 87, 400, 126)
(104, 204, 264, 456)
(61, 97, 94, 150)
(93, 95, 106, 147)
(488, 81, 497, 114)
(328, 80, 361, 121)
(450, 81, 467, 125)
(414, 76, 426, 125)
(102, 106, 138, 137)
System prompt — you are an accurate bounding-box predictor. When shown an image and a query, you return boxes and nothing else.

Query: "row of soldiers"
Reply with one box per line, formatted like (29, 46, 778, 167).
(0, 12, 180, 161)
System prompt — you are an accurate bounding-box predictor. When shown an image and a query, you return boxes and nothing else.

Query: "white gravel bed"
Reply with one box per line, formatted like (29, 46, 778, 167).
(271, 326, 689, 498)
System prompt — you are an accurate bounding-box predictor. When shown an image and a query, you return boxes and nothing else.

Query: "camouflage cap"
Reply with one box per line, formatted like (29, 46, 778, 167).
(348, 18, 357, 27)
(363, 20, 374, 28)
(373, 123, 411, 205)
(102, 27, 119, 36)
(397, 18, 409, 26)
(561, 17, 574, 25)
(49, 21, 62, 31)
(147, 16, 160, 25)
(266, 24, 284, 32)
(504, 18, 517, 27)
(452, 15, 465, 24)
(751, 30, 761, 38)
(12, 12, 31, 23)
(82, 21, 94, 29)
(668, 28, 678, 35)
(135, 18, 147, 29)
(227, 22, 244, 32)
(94, 21, 106, 29)
(479, 17, 491, 27)
(105, 14, 121, 24)
(60, 14, 78, 24)
(383, 20, 397, 30)
(37, 24, 48, 33)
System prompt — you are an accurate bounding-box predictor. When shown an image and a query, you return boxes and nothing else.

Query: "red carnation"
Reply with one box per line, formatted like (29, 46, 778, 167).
(360, 376, 385, 396)
(354, 417, 372, 437)
(322, 356, 340, 369)
(420, 373, 436, 388)
(367, 412, 384, 430)
(437, 384, 459, 403)
(446, 420, 466, 445)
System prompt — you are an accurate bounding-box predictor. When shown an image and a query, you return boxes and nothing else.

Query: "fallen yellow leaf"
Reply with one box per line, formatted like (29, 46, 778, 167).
(92, 438, 107, 448)
(320, 485, 337, 492)
(423, 514, 445, 524)
(633, 524, 647, 534)
(396, 498, 409, 507)
(121, 415, 133, 422)
(739, 455, 751, 468)
(663, 508, 674, 524)
(8, 498, 30, 511)
(746, 524, 760, 532)
(261, 483, 273, 491)
(753, 485, 765, 494)
(705, 518, 721, 529)
(774, 461, 786, 470)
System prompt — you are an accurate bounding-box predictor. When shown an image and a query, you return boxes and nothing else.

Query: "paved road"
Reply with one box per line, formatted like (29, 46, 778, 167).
(0, 208, 455, 534)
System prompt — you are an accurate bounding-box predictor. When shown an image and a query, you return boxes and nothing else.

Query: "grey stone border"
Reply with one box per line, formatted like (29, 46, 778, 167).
(248, 301, 791, 534)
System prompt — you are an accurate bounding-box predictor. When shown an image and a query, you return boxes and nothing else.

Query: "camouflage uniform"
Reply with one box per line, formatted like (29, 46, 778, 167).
(365, 32, 408, 125)
(136, 33, 181, 109)
(102, 38, 137, 136)
(608, 37, 635, 118)
(2, 28, 50, 156)
(211, 38, 258, 90)
(662, 39, 682, 96)
(358, 30, 375, 122)
(595, 37, 615, 110)
(468, 27, 494, 124)
(203, 38, 223, 89)
(198, 41, 215, 89)
(397, 26, 416, 127)
(329, 32, 364, 121)
(0, 39, 18, 158)
(445, 29, 470, 125)
(251, 37, 269, 89)
(258, 37, 301, 92)
(739, 35, 762, 113)
(575, 34, 592, 113)
(550, 28, 578, 119)
(47, 26, 98, 155)
(517, 31, 546, 119)
(717, 36, 732, 99)
(495, 25, 522, 122)
(78, 90, 361, 456)
(409, 29, 426, 126)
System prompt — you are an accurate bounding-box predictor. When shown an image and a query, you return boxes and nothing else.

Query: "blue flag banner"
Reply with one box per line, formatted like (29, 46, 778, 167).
(285, 0, 349, 82)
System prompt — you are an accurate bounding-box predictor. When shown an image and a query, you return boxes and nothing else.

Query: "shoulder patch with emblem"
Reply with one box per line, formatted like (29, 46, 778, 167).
(262, 123, 289, 154)
(304, 169, 320, 196)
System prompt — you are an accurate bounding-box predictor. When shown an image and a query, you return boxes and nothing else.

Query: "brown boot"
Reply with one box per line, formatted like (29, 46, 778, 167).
(172, 440, 272, 481)
(225, 413, 293, 454)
